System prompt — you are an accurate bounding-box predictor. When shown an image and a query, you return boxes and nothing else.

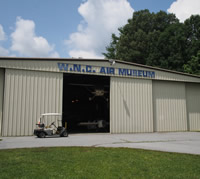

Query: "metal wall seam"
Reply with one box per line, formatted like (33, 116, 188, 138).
(8, 70, 14, 136)
(3, 70, 8, 136)
(153, 81, 187, 132)
(110, 77, 153, 133)
(2, 69, 63, 136)
(0, 69, 4, 136)
(186, 83, 200, 131)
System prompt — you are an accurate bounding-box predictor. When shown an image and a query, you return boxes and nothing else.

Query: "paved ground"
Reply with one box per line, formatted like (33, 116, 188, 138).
(0, 132, 200, 155)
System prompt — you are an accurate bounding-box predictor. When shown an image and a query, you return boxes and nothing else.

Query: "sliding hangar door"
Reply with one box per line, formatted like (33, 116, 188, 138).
(153, 81, 187, 132)
(2, 69, 63, 136)
(0, 69, 4, 136)
(153, 81, 200, 132)
(186, 83, 200, 131)
(110, 77, 153, 133)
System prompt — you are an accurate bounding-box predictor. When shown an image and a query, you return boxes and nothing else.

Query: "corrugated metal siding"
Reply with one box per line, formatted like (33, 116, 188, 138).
(186, 83, 200, 131)
(153, 81, 187, 132)
(2, 69, 63, 136)
(0, 59, 200, 83)
(110, 77, 153, 133)
(0, 69, 4, 136)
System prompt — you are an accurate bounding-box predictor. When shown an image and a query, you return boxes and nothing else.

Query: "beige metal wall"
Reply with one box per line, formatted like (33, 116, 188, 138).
(153, 81, 187, 132)
(0, 69, 4, 136)
(186, 83, 200, 131)
(110, 77, 153, 133)
(2, 69, 63, 136)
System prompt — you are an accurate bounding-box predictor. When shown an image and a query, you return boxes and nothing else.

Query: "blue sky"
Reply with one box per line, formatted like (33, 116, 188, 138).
(0, 0, 199, 58)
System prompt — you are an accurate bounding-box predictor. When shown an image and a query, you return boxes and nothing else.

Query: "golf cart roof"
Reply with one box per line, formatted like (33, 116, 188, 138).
(40, 113, 62, 117)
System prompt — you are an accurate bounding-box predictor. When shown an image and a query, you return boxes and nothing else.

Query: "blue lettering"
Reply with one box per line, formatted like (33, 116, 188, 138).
(147, 71, 150, 77)
(73, 64, 81, 72)
(57, 63, 155, 79)
(126, 69, 132, 76)
(109, 67, 115, 75)
(146, 71, 155, 78)
(119, 68, 127, 76)
(143, 71, 147, 77)
(132, 70, 137, 76)
(86, 65, 92, 72)
(138, 70, 143, 77)
(100, 67, 106, 74)
(149, 71, 155, 78)
(58, 63, 68, 71)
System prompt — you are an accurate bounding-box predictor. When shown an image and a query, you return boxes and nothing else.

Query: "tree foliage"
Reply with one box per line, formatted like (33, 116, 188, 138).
(103, 10, 200, 75)
(184, 52, 200, 75)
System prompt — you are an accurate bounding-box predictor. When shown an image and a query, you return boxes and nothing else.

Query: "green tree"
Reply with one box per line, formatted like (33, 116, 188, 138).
(148, 23, 187, 71)
(184, 15, 200, 63)
(103, 10, 200, 75)
(103, 34, 118, 59)
(103, 10, 178, 65)
(184, 52, 200, 75)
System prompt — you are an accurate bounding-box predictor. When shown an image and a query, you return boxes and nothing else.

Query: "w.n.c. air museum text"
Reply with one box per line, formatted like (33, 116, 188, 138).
(58, 63, 155, 78)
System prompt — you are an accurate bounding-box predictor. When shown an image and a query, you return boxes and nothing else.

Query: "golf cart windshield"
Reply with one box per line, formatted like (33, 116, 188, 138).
(40, 113, 62, 117)
(39, 113, 62, 128)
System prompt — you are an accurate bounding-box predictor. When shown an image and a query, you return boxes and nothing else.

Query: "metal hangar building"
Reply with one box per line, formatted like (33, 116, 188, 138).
(0, 57, 200, 136)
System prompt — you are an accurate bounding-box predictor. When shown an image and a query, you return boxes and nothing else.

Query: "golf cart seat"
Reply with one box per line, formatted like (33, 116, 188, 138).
(37, 123, 45, 128)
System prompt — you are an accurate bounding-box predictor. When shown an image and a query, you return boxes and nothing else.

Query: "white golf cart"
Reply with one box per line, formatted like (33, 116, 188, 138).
(34, 113, 68, 138)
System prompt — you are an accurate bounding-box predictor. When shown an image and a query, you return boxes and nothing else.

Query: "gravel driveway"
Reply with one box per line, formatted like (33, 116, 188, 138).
(0, 132, 200, 155)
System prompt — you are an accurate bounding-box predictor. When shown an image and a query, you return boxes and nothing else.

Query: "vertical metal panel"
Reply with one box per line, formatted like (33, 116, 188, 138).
(153, 81, 187, 132)
(110, 77, 153, 133)
(0, 69, 4, 136)
(186, 83, 200, 131)
(2, 69, 63, 136)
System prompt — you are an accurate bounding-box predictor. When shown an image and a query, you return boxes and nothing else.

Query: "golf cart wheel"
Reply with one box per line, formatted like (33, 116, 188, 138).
(39, 132, 46, 138)
(61, 130, 68, 137)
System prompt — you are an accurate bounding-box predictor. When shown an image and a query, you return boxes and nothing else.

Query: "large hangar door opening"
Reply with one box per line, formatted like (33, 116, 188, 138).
(63, 74, 110, 133)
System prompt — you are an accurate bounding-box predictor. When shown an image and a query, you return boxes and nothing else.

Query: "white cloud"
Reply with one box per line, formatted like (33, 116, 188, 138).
(66, 0, 134, 58)
(168, 0, 200, 22)
(0, 24, 9, 56)
(69, 50, 103, 59)
(10, 17, 59, 57)
(0, 24, 6, 41)
(0, 46, 9, 56)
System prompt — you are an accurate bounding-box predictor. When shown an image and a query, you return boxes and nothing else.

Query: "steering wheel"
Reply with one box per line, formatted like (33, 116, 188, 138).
(50, 121, 56, 128)
(50, 122, 55, 126)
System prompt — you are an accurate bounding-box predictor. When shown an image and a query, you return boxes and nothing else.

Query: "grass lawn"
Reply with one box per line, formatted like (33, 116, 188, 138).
(0, 147, 200, 179)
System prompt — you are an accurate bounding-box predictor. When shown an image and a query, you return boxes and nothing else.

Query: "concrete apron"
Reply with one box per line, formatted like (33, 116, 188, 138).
(0, 132, 200, 155)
